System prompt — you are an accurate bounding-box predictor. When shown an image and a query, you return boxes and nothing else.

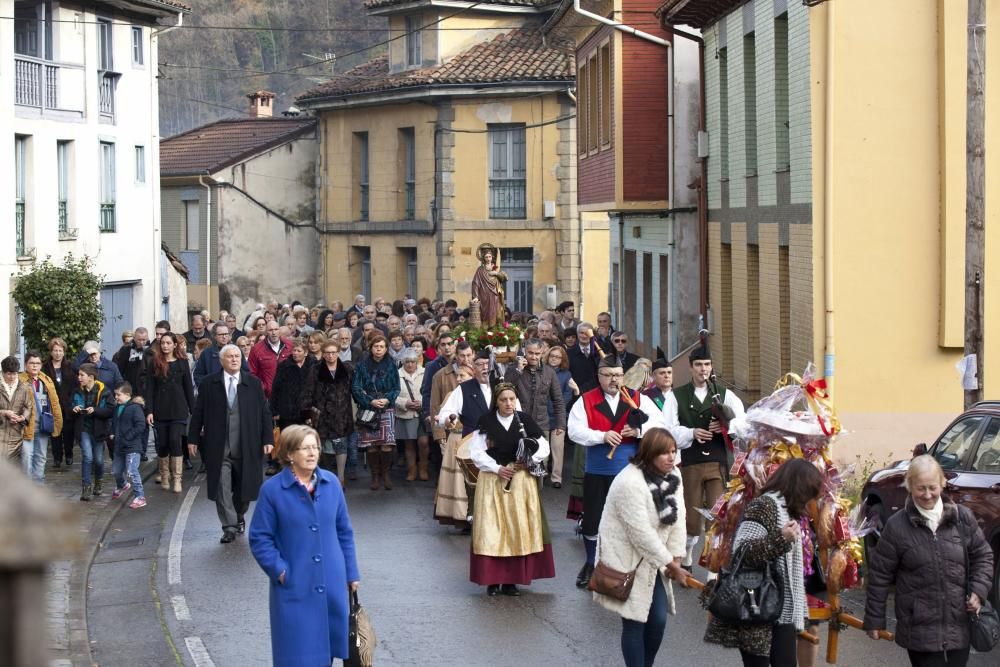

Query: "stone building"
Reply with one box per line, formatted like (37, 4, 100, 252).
(159, 94, 319, 321)
(296, 0, 604, 317)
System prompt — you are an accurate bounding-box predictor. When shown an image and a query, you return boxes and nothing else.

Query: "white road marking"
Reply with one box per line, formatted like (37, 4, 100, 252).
(184, 637, 216, 667)
(168, 485, 199, 586)
(171, 594, 191, 621)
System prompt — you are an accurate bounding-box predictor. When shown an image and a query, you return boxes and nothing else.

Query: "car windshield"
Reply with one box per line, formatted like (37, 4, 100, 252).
(933, 416, 983, 470)
(971, 418, 1000, 473)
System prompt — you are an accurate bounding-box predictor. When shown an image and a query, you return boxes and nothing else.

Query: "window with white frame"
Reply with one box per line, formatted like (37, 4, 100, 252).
(135, 145, 145, 183)
(99, 141, 116, 232)
(488, 124, 526, 219)
(405, 16, 421, 67)
(183, 200, 199, 250)
(131, 26, 143, 65)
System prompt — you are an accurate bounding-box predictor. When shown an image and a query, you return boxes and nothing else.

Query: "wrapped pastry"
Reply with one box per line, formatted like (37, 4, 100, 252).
(827, 546, 848, 593)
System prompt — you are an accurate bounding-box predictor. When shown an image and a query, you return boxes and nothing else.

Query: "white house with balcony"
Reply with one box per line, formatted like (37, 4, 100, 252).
(2, 0, 190, 356)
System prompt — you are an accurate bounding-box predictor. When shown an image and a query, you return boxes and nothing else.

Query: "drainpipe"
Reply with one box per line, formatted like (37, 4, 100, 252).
(823, 3, 835, 389)
(573, 0, 672, 335)
(572, 0, 670, 47)
(198, 174, 213, 317)
(666, 26, 708, 321)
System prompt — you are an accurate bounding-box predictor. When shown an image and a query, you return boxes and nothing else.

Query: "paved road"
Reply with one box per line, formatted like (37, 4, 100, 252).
(88, 452, 995, 666)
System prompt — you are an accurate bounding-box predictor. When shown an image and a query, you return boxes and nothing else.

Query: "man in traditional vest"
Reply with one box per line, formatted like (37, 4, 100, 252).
(643, 358, 673, 412)
(567, 356, 665, 588)
(663, 345, 746, 574)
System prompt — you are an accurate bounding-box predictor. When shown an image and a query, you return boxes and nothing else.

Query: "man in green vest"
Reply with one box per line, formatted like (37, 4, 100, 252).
(663, 345, 745, 575)
(642, 358, 673, 411)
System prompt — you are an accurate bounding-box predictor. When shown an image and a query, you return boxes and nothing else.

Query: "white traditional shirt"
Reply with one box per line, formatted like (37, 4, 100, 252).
(661, 383, 747, 450)
(436, 382, 521, 426)
(467, 412, 550, 474)
(567, 390, 666, 446)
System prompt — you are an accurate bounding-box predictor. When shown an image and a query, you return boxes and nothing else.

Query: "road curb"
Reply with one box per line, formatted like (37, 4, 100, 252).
(68, 459, 160, 667)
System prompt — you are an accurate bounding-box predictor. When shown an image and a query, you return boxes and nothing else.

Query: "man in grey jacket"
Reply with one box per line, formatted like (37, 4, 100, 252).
(503, 338, 566, 483)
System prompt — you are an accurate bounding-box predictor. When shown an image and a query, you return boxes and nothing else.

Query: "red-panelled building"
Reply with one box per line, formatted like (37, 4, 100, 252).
(545, 0, 702, 359)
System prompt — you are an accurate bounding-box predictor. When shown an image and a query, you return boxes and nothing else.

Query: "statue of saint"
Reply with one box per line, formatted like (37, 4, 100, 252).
(471, 243, 507, 328)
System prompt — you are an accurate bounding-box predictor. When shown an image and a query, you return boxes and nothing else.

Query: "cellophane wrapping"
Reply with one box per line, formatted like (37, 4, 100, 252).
(698, 363, 872, 593)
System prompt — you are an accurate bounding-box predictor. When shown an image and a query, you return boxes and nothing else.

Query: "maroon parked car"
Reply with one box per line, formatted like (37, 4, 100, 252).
(861, 401, 1000, 605)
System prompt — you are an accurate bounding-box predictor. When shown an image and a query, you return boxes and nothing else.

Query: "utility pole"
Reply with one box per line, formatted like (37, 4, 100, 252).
(965, 0, 986, 408)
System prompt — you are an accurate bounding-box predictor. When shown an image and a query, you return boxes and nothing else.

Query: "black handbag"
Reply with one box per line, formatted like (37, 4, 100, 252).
(958, 515, 1000, 652)
(344, 590, 375, 667)
(355, 408, 381, 431)
(707, 543, 785, 626)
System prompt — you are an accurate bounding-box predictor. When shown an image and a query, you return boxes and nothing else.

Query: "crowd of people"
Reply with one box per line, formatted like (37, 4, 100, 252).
(1, 292, 994, 667)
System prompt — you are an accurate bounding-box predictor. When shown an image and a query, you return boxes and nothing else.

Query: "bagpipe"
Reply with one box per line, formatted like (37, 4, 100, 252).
(606, 387, 649, 459)
(503, 411, 547, 492)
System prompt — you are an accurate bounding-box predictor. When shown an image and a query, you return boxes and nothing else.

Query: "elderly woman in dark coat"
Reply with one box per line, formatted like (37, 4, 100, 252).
(864, 455, 993, 667)
(300, 340, 354, 486)
(249, 424, 360, 667)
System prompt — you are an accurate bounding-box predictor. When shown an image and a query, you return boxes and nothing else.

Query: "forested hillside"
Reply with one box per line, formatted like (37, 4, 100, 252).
(157, 0, 386, 137)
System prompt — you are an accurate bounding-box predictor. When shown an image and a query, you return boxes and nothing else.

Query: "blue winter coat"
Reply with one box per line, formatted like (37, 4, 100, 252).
(111, 400, 146, 455)
(249, 467, 360, 667)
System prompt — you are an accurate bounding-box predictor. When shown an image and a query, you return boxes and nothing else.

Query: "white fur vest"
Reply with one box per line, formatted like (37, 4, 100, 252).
(594, 464, 687, 622)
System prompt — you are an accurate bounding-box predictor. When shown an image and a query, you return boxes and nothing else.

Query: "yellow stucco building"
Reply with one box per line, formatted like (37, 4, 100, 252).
(660, 0, 1000, 461)
(298, 0, 608, 320)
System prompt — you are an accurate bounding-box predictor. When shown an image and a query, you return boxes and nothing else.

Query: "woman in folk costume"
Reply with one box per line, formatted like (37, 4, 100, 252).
(468, 382, 555, 596)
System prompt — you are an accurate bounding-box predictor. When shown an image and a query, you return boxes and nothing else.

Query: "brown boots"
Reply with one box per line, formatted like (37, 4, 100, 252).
(170, 456, 183, 493)
(158, 457, 170, 491)
(381, 452, 393, 490)
(405, 442, 418, 481)
(418, 440, 430, 481)
(368, 450, 381, 490)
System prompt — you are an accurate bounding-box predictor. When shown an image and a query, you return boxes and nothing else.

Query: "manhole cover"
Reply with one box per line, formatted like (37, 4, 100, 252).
(106, 537, 145, 549)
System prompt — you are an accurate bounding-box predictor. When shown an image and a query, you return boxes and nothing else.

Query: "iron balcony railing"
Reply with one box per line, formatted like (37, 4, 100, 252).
(15, 202, 26, 257)
(405, 181, 415, 219)
(489, 178, 526, 219)
(15, 56, 58, 108)
(100, 203, 116, 232)
(58, 200, 68, 234)
(99, 71, 118, 118)
(359, 184, 369, 222)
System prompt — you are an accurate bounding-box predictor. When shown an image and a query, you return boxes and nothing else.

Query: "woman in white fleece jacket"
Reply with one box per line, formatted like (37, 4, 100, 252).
(595, 427, 687, 667)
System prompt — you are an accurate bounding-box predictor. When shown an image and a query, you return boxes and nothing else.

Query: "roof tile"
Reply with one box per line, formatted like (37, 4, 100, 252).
(298, 24, 573, 103)
(160, 118, 316, 176)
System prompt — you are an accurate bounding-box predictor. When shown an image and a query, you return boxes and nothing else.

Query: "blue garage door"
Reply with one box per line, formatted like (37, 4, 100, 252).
(99, 284, 135, 356)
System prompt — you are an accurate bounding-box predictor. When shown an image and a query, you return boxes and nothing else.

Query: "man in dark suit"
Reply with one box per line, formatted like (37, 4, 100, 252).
(188, 344, 274, 543)
(566, 322, 600, 396)
(608, 331, 639, 373)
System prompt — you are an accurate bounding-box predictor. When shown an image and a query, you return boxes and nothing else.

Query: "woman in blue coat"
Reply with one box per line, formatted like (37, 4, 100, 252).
(249, 424, 361, 667)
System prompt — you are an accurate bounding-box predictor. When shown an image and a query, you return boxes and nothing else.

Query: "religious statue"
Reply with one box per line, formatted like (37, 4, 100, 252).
(471, 243, 507, 328)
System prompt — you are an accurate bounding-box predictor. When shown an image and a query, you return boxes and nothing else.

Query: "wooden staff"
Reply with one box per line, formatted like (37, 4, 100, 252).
(681, 575, 894, 660)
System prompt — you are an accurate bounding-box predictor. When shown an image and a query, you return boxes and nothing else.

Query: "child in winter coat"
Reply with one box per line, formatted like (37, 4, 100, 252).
(110, 382, 147, 508)
(72, 363, 114, 500)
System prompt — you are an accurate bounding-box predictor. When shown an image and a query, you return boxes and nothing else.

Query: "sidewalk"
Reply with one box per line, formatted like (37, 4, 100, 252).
(43, 455, 156, 667)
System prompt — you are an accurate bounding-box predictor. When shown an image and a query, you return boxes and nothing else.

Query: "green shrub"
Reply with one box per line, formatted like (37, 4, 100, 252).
(12, 254, 104, 356)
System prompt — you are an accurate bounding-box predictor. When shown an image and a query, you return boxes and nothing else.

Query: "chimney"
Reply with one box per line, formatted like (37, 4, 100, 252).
(247, 90, 276, 118)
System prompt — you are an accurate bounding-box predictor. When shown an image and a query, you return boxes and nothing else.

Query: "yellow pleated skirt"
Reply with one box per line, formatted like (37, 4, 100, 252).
(472, 469, 544, 558)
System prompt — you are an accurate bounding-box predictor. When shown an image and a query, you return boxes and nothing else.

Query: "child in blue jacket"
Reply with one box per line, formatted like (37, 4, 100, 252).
(109, 381, 147, 508)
